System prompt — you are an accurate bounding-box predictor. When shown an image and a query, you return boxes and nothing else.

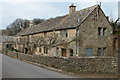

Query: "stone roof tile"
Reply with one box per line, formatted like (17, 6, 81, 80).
(17, 5, 97, 36)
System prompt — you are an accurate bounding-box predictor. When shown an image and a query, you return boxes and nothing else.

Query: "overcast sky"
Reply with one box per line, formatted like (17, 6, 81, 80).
(0, 0, 119, 29)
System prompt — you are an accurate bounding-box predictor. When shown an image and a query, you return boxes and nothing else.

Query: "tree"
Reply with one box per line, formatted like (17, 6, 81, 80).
(4, 18, 46, 36)
(33, 18, 45, 25)
(4, 19, 30, 36)
(110, 18, 120, 34)
(16, 31, 81, 55)
(24, 20, 30, 28)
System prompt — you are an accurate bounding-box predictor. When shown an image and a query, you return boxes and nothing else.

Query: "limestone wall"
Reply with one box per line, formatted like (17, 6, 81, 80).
(6, 51, 118, 74)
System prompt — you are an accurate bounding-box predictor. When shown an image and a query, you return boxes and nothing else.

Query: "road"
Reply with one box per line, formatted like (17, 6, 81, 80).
(2, 54, 74, 78)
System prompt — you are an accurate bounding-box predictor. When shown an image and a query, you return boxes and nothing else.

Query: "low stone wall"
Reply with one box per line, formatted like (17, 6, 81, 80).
(6, 51, 118, 74)
(6, 51, 18, 58)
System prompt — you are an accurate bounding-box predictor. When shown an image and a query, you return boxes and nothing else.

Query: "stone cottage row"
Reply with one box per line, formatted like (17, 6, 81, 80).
(14, 4, 114, 57)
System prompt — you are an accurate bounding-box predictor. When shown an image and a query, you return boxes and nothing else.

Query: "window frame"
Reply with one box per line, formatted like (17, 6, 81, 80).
(60, 29, 68, 38)
(98, 27, 107, 37)
(103, 47, 107, 56)
(70, 48, 74, 56)
(97, 47, 107, 56)
(39, 47, 42, 53)
(56, 47, 59, 56)
(103, 28, 107, 36)
(98, 27, 102, 37)
(98, 48, 102, 56)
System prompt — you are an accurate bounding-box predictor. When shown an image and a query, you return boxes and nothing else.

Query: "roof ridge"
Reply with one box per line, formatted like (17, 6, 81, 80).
(17, 5, 98, 36)
(56, 5, 97, 28)
(74, 5, 98, 27)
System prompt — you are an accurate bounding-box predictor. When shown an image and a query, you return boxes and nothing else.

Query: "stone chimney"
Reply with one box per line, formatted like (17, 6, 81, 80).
(69, 3, 76, 14)
(29, 20, 34, 27)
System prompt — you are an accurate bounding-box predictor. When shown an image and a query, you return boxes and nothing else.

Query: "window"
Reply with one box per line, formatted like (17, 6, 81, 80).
(70, 49, 73, 56)
(85, 48, 93, 56)
(97, 47, 107, 56)
(65, 30, 68, 37)
(6, 44, 12, 49)
(103, 47, 107, 56)
(98, 27, 102, 36)
(98, 27, 107, 37)
(39, 47, 42, 53)
(98, 48, 102, 56)
(60, 30, 68, 37)
(44, 47, 48, 54)
(103, 28, 107, 36)
(56, 47, 59, 56)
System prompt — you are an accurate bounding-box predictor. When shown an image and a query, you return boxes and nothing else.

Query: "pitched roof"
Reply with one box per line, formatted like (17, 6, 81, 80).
(0, 36, 14, 42)
(17, 5, 98, 36)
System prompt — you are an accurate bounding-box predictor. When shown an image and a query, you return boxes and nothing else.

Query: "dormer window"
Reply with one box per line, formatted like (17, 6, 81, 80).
(60, 29, 68, 38)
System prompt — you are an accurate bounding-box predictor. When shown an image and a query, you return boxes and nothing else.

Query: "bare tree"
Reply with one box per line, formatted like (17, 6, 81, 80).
(15, 31, 82, 54)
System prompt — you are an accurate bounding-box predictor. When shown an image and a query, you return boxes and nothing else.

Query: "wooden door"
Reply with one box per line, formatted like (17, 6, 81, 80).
(61, 48, 66, 57)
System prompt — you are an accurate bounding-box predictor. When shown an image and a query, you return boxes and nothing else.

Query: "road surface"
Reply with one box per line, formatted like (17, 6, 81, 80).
(2, 54, 74, 78)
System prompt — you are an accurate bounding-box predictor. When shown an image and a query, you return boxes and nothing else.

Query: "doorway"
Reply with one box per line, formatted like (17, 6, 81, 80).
(24, 48, 28, 54)
(61, 48, 67, 57)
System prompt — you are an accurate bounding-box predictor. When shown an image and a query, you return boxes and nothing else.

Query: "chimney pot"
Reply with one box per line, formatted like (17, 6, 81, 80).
(69, 3, 76, 14)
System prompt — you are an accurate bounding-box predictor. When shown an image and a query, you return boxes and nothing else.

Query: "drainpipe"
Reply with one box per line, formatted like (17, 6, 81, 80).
(76, 26, 79, 56)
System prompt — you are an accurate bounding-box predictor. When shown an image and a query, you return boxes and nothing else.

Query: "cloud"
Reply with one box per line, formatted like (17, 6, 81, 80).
(1, 2, 65, 29)
(0, 1, 119, 29)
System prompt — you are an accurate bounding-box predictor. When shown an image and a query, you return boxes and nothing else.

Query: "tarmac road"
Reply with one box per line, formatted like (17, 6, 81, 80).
(2, 54, 74, 78)
(2, 54, 118, 80)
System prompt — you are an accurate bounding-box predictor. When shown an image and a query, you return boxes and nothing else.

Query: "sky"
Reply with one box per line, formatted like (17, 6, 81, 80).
(0, 0, 119, 29)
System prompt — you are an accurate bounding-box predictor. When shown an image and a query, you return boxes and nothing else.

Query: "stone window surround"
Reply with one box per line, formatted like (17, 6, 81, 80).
(97, 47, 107, 56)
(60, 29, 68, 38)
(69, 48, 73, 56)
(98, 27, 107, 37)
(56, 47, 59, 56)
(39, 47, 42, 53)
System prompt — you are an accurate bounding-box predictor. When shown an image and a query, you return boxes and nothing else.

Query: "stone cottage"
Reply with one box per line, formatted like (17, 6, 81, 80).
(0, 36, 14, 53)
(14, 4, 114, 57)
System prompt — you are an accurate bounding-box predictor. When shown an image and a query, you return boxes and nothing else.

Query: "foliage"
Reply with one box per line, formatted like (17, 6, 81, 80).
(110, 18, 120, 35)
(33, 18, 45, 25)
(3, 18, 45, 36)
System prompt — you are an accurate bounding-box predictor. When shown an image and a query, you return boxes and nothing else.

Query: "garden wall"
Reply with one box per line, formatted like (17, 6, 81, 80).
(6, 51, 118, 74)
